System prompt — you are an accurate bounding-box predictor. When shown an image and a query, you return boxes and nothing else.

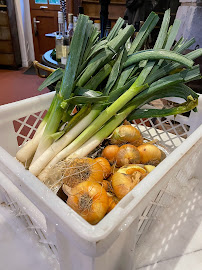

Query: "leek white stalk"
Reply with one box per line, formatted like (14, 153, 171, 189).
(29, 105, 101, 176)
(16, 123, 46, 164)
(15, 93, 58, 164)
(68, 115, 127, 159)
(30, 95, 64, 164)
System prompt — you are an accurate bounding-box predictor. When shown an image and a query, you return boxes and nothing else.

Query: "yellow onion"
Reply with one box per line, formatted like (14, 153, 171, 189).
(112, 164, 147, 199)
(63, 157, 103, 189)
(67, 181, 109, 225)
(101, 144, 120, 164)
(116, 144, 140, 167)
(137, 144, 162, 165)
(110, 125, 143, 146)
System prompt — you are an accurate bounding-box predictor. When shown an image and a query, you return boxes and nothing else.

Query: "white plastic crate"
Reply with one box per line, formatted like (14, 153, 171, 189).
(0, 92, 202, 270)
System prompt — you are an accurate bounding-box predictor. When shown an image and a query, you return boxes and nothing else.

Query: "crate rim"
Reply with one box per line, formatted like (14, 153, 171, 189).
(0, 124, 201, 244)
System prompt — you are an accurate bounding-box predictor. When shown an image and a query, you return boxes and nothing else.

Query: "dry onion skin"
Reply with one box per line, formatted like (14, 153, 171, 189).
(94, 157, 111, 179)
(116, 144, 141, 167)
(101, 145, 119, 164)
(67, 181, 109, 225)
(111, 163, 119, 174)
(118, 164, 146, 175)
(102, 179, 114, 195)
(137, 144, 162, 166)
(112, 164, 147, 199)
(110, 125, 143, 147)
(63, 157, 103, 189)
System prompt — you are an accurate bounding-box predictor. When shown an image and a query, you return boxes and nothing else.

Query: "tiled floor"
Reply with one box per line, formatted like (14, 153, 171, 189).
(0, 67, 49, 106)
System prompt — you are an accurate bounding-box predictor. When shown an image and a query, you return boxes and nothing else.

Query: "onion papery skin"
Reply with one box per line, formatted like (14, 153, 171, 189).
(63, 157, 103, 188)
(94, 157, 111, 179)
(67, 181, 109, 225)
(116, 144, 141, 167)
(117, 164, 146, 174)
(101, 145, 120, 164)
(112, 172, 132, 199)
(107, 194, 119, 213)
(110, 125, 143, 146)
(102, 180, 114, 195)
(137, 144, 162, 165)
(112, 164, 147, 199)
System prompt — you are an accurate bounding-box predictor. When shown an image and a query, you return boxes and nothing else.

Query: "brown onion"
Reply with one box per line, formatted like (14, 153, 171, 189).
(110, 125, 143, 146)
(101, 145, 119, 164)
(102, 180, 114, 195)
(137, 144, 162, 165)
(116, 144, 140, 167)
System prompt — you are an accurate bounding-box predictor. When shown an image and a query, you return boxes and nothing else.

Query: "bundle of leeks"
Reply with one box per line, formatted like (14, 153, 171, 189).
(16, 9, 201, 183)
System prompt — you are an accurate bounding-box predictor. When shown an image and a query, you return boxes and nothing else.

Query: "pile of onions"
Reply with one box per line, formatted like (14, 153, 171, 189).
(60, 156, 113, 224)
(56, 124, 164, 225)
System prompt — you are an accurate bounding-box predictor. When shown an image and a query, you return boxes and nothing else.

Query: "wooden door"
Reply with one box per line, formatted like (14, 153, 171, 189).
(29, 0, 61, 61)
(29, 0, 81, 61)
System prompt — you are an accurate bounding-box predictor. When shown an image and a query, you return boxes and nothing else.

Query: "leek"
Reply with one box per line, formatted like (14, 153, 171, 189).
(15, 10, 202, 185)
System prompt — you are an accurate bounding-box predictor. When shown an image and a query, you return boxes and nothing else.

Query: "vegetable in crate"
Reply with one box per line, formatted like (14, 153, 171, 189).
(115, 144, 141, 167)
(137, 144, 162, 165)
(50, 157, 104, 193)
(110, 125, 143, 146)
(15, 10, 201, 205)
(66, 181, 109, 225)
(101, 145, 120, 164)
(94, 157, 111, 179)
(112, 164, 147, 199)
